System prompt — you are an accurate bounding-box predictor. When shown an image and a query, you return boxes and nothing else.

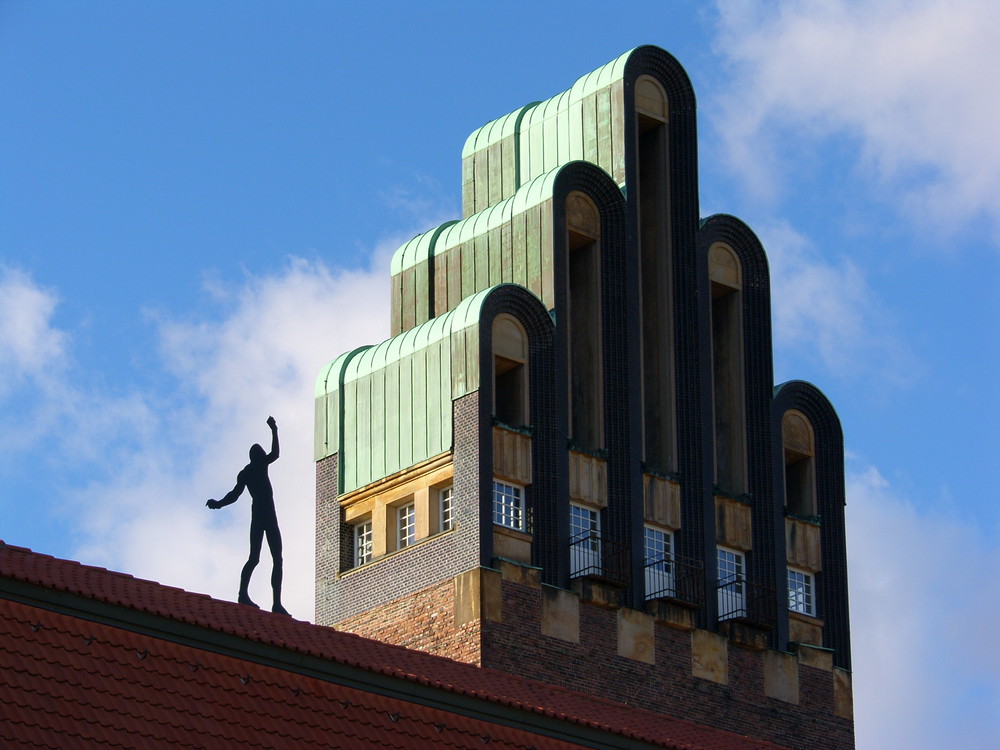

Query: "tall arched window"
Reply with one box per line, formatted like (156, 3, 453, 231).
(565, 192, 603, 450)
(493, 314, 529, 427)
(708, 242, 746, 494)
(635, 75, 675, 472)
(781, 410, 816, 517)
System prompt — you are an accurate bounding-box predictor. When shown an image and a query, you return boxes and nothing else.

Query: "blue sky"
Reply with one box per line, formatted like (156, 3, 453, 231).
(1, 2, 997, 746)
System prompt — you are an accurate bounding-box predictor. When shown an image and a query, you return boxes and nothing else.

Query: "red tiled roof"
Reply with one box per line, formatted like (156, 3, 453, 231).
(0, 541, 790, 750)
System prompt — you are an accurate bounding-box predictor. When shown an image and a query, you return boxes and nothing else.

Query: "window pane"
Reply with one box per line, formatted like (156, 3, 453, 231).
(717, 547, 745, 620)
(354, 521, 372, 567)
(644, 526, 674, 599)
(398, 504, 415, 549)
(788, 568, 814, 615)
(440, 487, 454, 532)
(493, 481, 523, 530)
(570, 505, 600, 577)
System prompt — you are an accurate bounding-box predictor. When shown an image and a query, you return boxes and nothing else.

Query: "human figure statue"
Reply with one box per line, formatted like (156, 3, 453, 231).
(206, 416, 289, 615)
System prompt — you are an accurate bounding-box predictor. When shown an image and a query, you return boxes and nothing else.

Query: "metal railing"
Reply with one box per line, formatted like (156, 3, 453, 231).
(644, 554, 704, 608)
(568, 532, 629, 586)
(717, 577, 776, 628)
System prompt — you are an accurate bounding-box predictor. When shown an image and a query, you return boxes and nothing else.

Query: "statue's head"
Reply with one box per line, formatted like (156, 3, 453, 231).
(249, 443, 266, 464)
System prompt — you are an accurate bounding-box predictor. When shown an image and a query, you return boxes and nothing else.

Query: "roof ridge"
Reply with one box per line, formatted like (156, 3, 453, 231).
(0, 541, 790, 750)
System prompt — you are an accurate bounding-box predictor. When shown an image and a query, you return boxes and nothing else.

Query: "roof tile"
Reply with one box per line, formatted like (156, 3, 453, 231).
(1, 541, 790, 749)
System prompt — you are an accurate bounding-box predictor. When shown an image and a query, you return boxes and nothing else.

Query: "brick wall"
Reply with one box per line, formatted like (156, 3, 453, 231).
(315, 393, 485, 627)
(478, 572, 853, 750)
(335, 577, 483, 665)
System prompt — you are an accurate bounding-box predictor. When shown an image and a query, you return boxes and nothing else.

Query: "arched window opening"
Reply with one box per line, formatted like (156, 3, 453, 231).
(782, 410, 816, 517)
(566, 192, 603, 450)
(709, 243, 747, 494)
(635, 75, 675, 472)
(493, 315, 529, 427)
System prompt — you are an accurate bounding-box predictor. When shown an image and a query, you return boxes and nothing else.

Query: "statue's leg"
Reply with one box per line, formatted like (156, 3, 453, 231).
(239, 519, 264, 608)
(265, 521, 288, 615)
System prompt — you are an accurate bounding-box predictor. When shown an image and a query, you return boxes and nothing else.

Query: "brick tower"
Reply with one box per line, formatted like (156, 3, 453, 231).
(315, 45, 854, 750)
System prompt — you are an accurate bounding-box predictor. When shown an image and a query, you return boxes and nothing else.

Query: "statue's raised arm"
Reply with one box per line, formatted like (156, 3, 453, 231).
(266, 415, 279, 462)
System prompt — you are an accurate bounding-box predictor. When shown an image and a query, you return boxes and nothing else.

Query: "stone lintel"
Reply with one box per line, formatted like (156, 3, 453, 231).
(646, 598, 696, 631)
(795, 642, 834, 672)
(497, 559, 542, 587)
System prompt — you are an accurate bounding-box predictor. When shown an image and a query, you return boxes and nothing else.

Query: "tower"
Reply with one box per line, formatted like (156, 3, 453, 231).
(315, 46, 853, 750)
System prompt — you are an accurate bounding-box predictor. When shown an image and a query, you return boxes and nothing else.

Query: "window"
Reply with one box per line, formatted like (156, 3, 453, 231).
(397, 503, 415, 550)
(788, 568, 816, 616)
(354, 521, 372, 567)
(636, 75, 676, 474)
(644, 525, 674, 599)
(493, 315, 529, 427)
(717, 546, 745, 620)
(569, 504, 601, 577)
(782, 410, 816, 517)
(566, 192, 603, 450)
(493, 481, 524, 531)
(440, 486, 454, 532)
(709, 243, 747, 494)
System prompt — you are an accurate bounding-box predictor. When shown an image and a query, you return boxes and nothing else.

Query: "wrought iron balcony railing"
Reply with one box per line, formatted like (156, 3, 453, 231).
(716, 577, 776, 628)
(644, 553, 704, 608)
(568, 532, 629, 587)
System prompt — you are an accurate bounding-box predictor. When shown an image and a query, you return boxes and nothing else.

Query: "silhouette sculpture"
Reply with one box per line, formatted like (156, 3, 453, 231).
(207, 416, 289, 615)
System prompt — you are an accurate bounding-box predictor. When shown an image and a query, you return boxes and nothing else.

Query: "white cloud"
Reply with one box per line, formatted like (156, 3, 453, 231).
(753, 220, 914, 383)
(70, 245, 396, 621)
(0, 266, 68, 392)
(713, 0, 1000, 238)
(847, 459, 1000, 749)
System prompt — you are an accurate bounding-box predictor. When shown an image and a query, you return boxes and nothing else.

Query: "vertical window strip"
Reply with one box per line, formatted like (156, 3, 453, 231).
(398, 503, 416, 549)
(440, 487, 454, 531)
(354, 521, 372, 567)
(643, 525, 674, 599)
(569, 504, 600, 577)
(717, 546, 745, 620)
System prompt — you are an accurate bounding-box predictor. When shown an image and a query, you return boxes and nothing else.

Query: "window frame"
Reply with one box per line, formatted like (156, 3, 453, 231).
(492, 480, 525, 531)
(787, 566, 816, 617)
(396, 502, 416, 550)
(439, 486, 454, 532)
(716, 545, 746, 620)
(569, 503, 601, 578)
(353, 520, 373, 568)
(643, 524, 674, 599)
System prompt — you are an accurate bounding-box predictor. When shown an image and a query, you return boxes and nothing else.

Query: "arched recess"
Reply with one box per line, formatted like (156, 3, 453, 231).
(634, 75, 676, 473)
(478, 284, 562, 582)
(697, 214, 775, 629)
(492, 314, 529, 427)
(565, 190, 604, 451)
(708, 241, 747, 494)
(781, 409, 816, 518)
(772, 380, 850, 669)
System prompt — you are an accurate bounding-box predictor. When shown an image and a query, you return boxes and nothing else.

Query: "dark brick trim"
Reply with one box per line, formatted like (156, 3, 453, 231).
(773, 380, 850, 669)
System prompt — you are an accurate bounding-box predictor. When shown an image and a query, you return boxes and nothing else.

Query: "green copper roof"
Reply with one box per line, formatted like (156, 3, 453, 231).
(461, 47, 635, 159)
(460, 102, 540, 159)
(461, 47, 638, 216)
(316, 285, 522, 492)
(392, 167, 566, 277)
(390, 162, 587, 336)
